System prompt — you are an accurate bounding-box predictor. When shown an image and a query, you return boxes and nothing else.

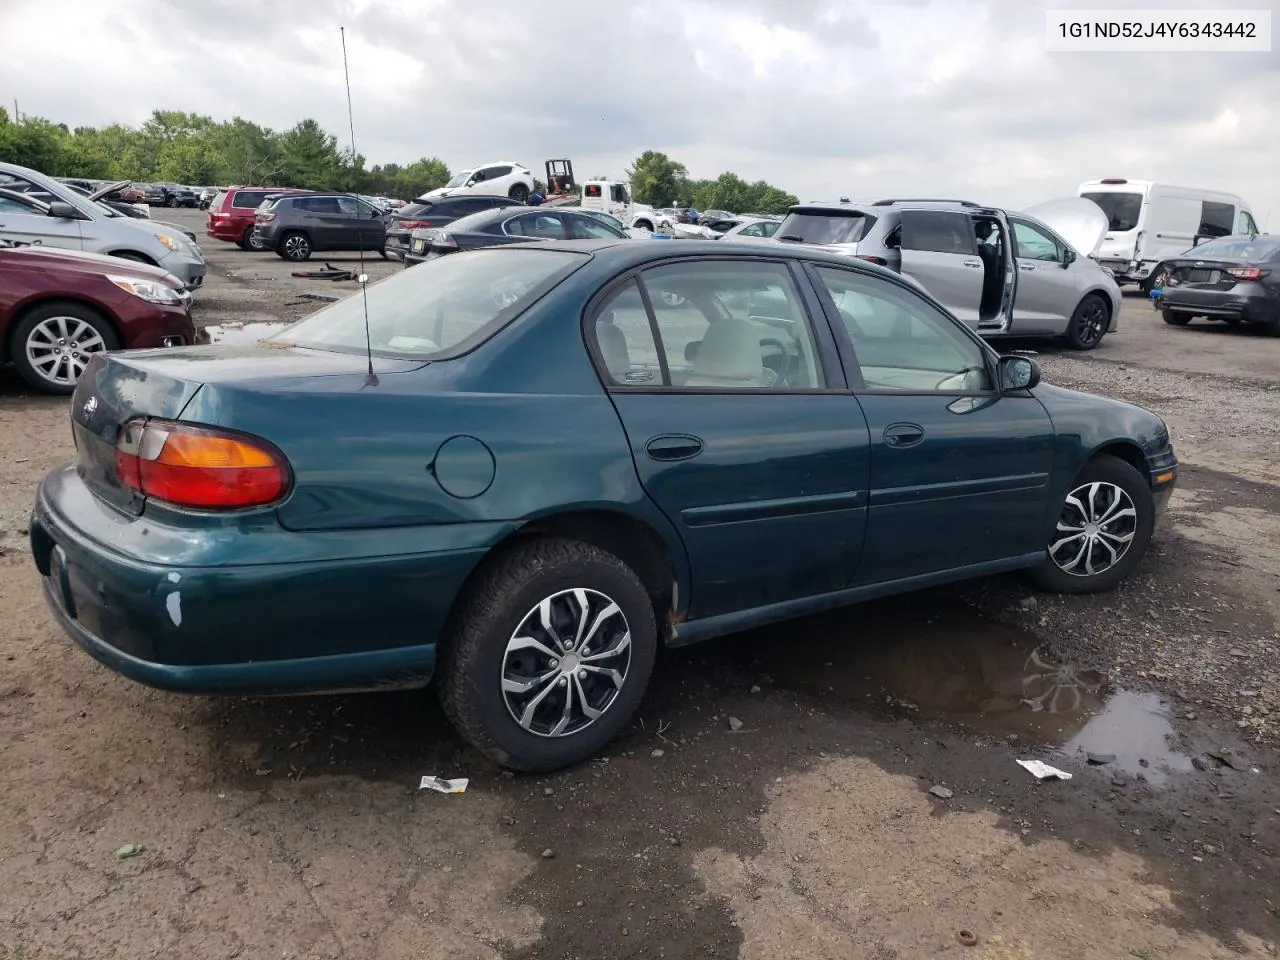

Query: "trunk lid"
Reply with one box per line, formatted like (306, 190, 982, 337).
(1020, 197, 1109, 258)
(69, 345, 424, 515)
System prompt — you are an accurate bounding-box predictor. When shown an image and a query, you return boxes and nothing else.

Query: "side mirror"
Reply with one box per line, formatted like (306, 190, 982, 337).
(1062, 247, 1076, 268)
(998, 354, 1040, 392)
(47, 201, 81, 220)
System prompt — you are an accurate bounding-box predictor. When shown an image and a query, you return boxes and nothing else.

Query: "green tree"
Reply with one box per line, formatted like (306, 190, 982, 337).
(626, 150, 688, 207)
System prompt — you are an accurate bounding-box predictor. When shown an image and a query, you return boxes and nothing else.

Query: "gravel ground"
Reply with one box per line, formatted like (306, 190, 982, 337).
(1, 210, 1277, 958)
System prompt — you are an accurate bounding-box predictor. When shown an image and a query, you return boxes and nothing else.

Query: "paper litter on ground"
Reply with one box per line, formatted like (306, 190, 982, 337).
(1016, 759, 1073, 780)
(419, 775, 469, 794)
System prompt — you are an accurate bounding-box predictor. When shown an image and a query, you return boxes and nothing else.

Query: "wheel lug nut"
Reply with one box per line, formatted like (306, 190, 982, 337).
(548, 659, 559, 668)
(558, 676, 568, 687)
(577, 669, 587, 680)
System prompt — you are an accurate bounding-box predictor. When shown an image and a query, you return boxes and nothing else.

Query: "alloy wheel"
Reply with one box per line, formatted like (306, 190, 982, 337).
(24, 316, 107, 388)
(284, 235, 310, 260)
(1048, 481, 1138, 577)
(1075, 300, 1107, 347)
(500, 588, 632, 738)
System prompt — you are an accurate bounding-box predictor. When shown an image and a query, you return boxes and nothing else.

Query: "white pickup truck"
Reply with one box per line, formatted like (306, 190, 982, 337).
(578, 181, 676, 233)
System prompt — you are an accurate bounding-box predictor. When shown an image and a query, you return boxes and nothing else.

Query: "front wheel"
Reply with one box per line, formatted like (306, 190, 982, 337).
(635, 220, 654, 233)
(242, 225, 266, 252)
(1028, 454, 1155, 595)
(11, 301, 120, 395)
(1160, 307, 1192, 326)
(509, 183, 530, 204)
(437, 538, 658, 773)
(1064, 293, 1109, 350)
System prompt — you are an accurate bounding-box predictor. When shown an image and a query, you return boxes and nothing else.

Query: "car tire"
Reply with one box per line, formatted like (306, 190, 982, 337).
(1028, 454, 1155, 595)
(277, 232, 312, 261)
(437, 538, 658, 773)
(508, 183, 530, 204)
(111, 251, 156, 266)
(1160, 307, 1192, 326)
(242, 226, 266, 252)
(10, 301, 120, 396)
(635, 220, 654, 232)
(1064, 293, 1110, 350)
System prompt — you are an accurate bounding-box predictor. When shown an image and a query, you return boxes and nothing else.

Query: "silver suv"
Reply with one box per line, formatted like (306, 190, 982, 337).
(770, 197, 1121, 350)
(0, 163, 206, 289)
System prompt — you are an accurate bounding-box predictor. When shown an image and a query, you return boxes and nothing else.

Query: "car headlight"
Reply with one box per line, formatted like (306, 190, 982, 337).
(155, 233, 180, 252)
(108, 274, 184, 304)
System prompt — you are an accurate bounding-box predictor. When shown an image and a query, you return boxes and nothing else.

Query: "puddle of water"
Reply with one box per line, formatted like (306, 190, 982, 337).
(726, 596, 1191, 785)
(202, 322, 292, 345)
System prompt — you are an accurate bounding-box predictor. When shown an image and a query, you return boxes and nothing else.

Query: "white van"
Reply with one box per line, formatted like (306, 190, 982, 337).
(1077, 178, 1260, 290)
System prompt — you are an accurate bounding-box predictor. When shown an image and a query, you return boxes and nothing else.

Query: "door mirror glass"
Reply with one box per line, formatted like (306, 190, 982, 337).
(998, 354, 1040, 392)
(1062, 247, 1076, 267)
(47, 201, 80, 220)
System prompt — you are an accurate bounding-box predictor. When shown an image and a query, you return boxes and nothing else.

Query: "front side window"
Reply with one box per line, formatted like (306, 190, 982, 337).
(335, 196, 362, 215)
(1011, 219, 1062, 262)
(0, 194, 40, 214)
(277, 248, 586, 358)
(570, 214, 624, 239)
(813, 265, 992, 393)
(599, 260, 828, 390)
(1239, 211, 1259, 235)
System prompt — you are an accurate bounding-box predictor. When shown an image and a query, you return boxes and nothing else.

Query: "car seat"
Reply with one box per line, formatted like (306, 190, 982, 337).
(683, 320, 768, 387)
(596, 315, 631, 380)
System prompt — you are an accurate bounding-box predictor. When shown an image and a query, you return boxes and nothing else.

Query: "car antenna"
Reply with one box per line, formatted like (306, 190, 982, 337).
(340, 25, 377, 387)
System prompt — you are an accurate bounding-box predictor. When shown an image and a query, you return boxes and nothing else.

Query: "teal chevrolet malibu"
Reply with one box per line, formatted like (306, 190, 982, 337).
(30, 238, 1177, 772)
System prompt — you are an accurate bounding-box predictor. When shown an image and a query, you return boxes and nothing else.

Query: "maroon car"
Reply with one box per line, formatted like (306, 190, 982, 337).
(0, 240, 196, 394)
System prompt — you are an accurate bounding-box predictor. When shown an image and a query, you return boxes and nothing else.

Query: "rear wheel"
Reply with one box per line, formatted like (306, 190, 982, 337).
(508, 183, 530, 204)
(1029, 454, 1154, 595)
(278, 232, 311, 261)
(1064, 293, 1109, 350)
(10, 301, 120, 395)
(635, 220, 654, 232)
(242, 225, 266, 252)
(1160, 307, 1192, 326)
(437, 538, 658, 773)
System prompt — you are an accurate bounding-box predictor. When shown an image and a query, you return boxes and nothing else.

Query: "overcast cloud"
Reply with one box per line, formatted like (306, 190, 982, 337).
(1, 0, 1276, 222)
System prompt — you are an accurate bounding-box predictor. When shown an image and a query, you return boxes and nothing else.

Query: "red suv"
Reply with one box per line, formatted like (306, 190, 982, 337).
(0, 240, 196, 394)
(206, 186, 306, 251)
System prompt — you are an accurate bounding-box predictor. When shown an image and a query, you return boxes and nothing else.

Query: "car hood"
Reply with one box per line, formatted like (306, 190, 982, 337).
(2, 244, 178, 283)
(1019, 197, 1108, 257)
(89, 180, 132, 202)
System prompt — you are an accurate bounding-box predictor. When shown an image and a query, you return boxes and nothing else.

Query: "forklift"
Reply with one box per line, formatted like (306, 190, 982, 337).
(541, 159, 578, 207)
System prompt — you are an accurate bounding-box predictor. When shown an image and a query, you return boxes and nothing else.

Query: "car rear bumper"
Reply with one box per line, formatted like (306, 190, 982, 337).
(1155, 285, 1279, 325)
(30, 467, 505, 695)
(205, 219, 249, 242)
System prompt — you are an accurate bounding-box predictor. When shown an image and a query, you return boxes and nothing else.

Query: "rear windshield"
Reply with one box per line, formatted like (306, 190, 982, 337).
(1187, 236, 1280, 260)
(1081, 191, 1143, 232)
(231, 190, 272, 208)
(275, 248, 588, 358)
(397, 201, 436, 218)
(776, 210, 875, 245)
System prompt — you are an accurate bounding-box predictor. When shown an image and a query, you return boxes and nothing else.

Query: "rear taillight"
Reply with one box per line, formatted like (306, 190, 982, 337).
(858, 255, 888, 266)
(257, 212, 276, 222)
(1228, 266, 1266, 281)
(433, 231, 458, 250)
(398, 219, 428, 229)
(114, 419, 290, 510)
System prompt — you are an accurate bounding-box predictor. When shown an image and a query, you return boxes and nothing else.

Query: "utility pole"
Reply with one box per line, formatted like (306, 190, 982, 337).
(12, 99, 18, 122)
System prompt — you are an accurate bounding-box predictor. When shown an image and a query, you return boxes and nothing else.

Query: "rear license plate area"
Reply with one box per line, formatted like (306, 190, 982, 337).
(1185, 269, 1217, 283)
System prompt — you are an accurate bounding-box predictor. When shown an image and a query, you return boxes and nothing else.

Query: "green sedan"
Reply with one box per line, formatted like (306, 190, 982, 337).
(30, 238, 1177, 772)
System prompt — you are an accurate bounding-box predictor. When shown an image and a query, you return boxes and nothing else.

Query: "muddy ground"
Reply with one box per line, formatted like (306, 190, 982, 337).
(1, 208, 1277, 959)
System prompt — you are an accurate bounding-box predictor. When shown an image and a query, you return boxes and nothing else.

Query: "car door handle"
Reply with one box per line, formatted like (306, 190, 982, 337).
(1019, 263, 1036, 271)
(645, 434, 704, 461)
(963, 259, 981, 268)
(883, 423, 925, 448)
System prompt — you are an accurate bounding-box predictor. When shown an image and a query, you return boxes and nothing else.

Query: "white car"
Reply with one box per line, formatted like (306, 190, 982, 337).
(424, 162, 536, 204)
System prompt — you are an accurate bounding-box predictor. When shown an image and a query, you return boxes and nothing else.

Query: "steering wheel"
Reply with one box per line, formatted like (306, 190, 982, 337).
(759, 337, 796, 387)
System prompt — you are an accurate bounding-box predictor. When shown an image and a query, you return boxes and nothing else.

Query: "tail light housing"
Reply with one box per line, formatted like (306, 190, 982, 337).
(398, 218, 429, 229)
(1228, 266, 1266, 281)
(256, 212, 276, 222)
(114, 419, 291, 510)
(432, 231, 458, 250)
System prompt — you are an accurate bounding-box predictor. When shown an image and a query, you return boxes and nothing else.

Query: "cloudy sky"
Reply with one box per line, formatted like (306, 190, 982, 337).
(2, 0, 1276, 222)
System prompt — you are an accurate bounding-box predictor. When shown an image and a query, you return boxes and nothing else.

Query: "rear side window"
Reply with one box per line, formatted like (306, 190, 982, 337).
(776, 210, 875, 245)
(900, 210, 976, 255)
(232, 190, 270, 208)
(209, 191, 226, 209)
(453, 197, 497, 215)
(484, 165, 513, 179)
(398, 201, 435, 218)
(1199, 201, 1234, 238)
(584, 184, 603, 198)
(278, 248, 587, 358)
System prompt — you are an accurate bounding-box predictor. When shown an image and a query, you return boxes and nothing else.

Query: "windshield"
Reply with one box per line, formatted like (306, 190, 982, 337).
(446, 171, 472, 188)
(275, 248, 587, 358)
(1080, 191, 1143, 232)
(776, 210, 875, 245)
(1186, 236, 1280, 260)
